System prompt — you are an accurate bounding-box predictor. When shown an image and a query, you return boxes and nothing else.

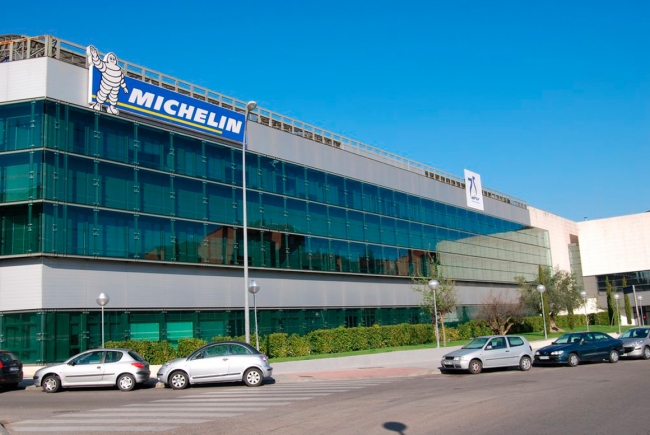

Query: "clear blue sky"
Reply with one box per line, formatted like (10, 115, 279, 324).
(7, 0, 649, 222)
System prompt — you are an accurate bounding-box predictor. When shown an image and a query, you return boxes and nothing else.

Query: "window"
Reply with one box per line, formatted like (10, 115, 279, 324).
(73, 351, 104, 365)
(104, 351, 123, 363)
(507, 337, 524, 347)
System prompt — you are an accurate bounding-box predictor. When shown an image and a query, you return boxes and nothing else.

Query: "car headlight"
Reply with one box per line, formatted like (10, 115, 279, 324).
(535, 351, 540, 356)
(550, 350, 564, 356)
(633, 340, 644, 349)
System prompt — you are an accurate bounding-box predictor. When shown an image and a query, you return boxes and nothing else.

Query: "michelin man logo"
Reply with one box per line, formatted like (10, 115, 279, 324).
(87, 46, 129, 115)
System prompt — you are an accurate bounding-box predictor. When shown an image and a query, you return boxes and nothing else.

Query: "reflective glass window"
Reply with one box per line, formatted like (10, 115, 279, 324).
(97, 115, 134, 164)
(207, 183, 236, 225)
(363, 184, 379, 213)
(328, 206, 347, 240)
(285, 198, 307, 234)
(381, 216, 396, 246)
(364, 214, 381, 244)
(173, 219, 203, 263)
(258, 155, 283, 194)
(65, 155, 95, 206)
(67, 106, 96, 156)
(346, 179, 363, 210)
(325, 174, 346, 207)
(137, 125, 170, 171)
(98, 161, 135, 211)
(206, 143, 234, 185)
(0, 101, 41, 152)
(1, 151, 41, 202)
(262, 193, 286, 230)
(95, 209, 133, 258)
(306, 168, 326, 202)
(308, 202, 328, 237)
(138, 215, 172, 261)
(347, 210, 365, 241)
(378, 187, 394, 216)
(309, 237, 331, 271)
(284, 163, 306, 199)
(138, 170, 172, 215)
(175, 176, 205, 220)
(174, 135, 203, 178)
(330, 239, 349, 272)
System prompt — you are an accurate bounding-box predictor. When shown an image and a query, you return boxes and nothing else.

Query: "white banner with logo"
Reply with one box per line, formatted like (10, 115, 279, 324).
(464, 169, 484, 211)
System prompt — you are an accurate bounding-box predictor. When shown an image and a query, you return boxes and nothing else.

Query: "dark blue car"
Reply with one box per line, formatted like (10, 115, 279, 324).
(534, 331, 624, 367)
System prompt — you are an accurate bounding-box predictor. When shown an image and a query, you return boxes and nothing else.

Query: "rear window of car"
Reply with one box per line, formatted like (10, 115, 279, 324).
(508, 337, 524, 347)
(0, 352, 16, 363)
(229, 344, 253, 355)
(105, 351, 124, 363)
(128, 351, 146, 362)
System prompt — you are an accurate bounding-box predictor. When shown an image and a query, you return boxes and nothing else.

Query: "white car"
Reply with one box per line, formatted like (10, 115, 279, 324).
(157, 341, 273, 389)
(33, 348, 150, 393)
(440, 335, 534, 374)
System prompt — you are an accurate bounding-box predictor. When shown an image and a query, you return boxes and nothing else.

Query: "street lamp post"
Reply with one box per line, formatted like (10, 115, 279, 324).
(427, 280, 440, 348)
(580, 291, 589, 332)
(614, 293, 621, 335)
(537, 284, 547, 340)
(242, 101, 257, 344)
(96, 292, 110, 348)
(638, 295, 644, 326)
(248, 280, 261, 350)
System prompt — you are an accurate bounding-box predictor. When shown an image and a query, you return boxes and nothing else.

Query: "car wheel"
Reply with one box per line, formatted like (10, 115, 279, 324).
(468, 359, 482, 374)
(568, 353, 580, 367)
(243, 368, 263, 387)
(608, 349, 620, 363)
(643, 346, 650, 360)
(519, 356, 532, 371)
(42, 375, 61, 393)
(117, 374, 136, 391)
(169, 371, 189, 390)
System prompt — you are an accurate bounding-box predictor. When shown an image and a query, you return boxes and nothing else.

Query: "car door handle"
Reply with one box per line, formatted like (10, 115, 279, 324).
(96, 366, 102, 369)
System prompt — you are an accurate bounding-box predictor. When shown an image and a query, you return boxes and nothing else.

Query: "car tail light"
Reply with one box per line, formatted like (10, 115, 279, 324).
(131, 362, 145, 369)
(259, 354, 269, 363)
(0, 362, 3, 369)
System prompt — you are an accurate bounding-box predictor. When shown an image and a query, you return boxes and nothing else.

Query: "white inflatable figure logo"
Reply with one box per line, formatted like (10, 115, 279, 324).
(87, 46, 129, 115)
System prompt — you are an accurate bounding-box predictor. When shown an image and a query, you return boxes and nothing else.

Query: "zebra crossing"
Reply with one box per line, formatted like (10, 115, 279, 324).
(9, 379, 393, 433)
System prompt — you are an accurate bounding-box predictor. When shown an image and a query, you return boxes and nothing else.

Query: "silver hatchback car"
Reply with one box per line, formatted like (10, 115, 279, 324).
(157, 341, 273, 389)
(33, 348, 150, 393)
(619, 327, 650, 359)
(440, 335, 534, 374)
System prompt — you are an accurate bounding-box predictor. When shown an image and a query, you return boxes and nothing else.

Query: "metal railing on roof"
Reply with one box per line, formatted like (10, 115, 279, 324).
(0, 34, 527, 210)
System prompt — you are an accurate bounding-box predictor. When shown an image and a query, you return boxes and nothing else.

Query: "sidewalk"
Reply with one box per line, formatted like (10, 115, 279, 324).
(18, 337, 558, 389)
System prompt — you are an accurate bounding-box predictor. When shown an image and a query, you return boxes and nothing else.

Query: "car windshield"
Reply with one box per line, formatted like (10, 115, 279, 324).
(463, 337, 490, 349)
(620, 329, 649, 339)
(554, 334, 582, 344)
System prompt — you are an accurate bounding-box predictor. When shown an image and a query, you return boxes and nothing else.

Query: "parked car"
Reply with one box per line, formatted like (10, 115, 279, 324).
(440, 335, 533, 374)
(33, 349, 150, 393)
(618, 327, 650, 359)
(534, 331, 624, 367)
(0, 350, 23, 390)
(157, 341, 273, 389)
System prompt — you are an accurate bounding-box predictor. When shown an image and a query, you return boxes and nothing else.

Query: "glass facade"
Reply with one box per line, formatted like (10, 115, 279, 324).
(0, 99, 551, 362)
(0, 100, 550, 279)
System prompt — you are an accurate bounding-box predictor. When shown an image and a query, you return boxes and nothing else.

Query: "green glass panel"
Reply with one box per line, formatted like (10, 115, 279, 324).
(130, 323, 160, 341)
(137, 125, 170, 171)
(284, 162, 306, 199)
(138, 214, 172, 261)
(206, 143, 234, 185)
(95, 209, 134, 258)
(97, 115, 135, 164)
(207, 183, 236, 225)
(139, 170, 171, 215)
(262, 193, 286, 231)
(98, 162, 135, 211)
(306, 168, 325, 202)
(325, 174, 346, 207)
(328, 206, 347, 239)
(174, 134, 203, 177)
(285, 198, 307, 234)
(175, 176, 205, 220)
(308, 202, 328, 237)
(167, 321, 193, 341)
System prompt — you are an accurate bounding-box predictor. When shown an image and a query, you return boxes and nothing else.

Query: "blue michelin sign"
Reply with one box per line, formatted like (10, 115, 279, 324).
(86, 46, 246, 143)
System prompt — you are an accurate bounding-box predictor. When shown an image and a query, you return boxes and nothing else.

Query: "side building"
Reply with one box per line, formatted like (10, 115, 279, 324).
(0, 35, 551, 363)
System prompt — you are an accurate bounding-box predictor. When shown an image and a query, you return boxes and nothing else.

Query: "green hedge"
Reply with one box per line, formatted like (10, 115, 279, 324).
(107, 314, 593, 365)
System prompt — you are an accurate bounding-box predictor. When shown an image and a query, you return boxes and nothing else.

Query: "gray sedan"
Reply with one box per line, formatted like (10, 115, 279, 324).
(440, 335, 534, 374)
(157, 341, 273, 389)
(619, 328, 650, 359)
(33, 349, 150, 393)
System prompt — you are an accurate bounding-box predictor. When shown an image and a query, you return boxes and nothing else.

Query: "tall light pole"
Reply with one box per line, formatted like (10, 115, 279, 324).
(537, 284, 547, 339)
(242, 100, 257, 344)
(580, 290, 589, 332)
(248, 280, 261, 350)
(96, 292, 110, 348)
(614, 293, 621, 335)
(427, 279, 440, 348)
(638, 295, 644, 326)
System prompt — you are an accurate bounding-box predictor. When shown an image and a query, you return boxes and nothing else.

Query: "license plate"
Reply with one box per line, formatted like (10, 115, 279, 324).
(539, 356, 549, 360)
(9, 367, 19, 372)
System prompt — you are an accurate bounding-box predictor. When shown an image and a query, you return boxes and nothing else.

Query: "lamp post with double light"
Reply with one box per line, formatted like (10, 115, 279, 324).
(427, 279, 440, 348)
(96, 292, 110, 348)
(638, 295, 644, 326)
(248, 280, 261, 350)
(580, 290, 589, 332)
(242, 101, 257, 344)
(537, 285, 547, 339)
(614, 293, 621, 334)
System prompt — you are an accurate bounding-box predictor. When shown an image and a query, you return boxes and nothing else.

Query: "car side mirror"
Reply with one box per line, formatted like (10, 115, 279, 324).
(68, 361, 76, 366)
(551, 341, 556, 345)
(486, 345, 492, 350)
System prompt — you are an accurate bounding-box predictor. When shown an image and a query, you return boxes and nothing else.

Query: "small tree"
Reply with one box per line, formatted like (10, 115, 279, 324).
(411, 255, 458, 345)
(622, 276, 633, 325)
(517, 265, 581, 333)
(606, 277, 615, 325)
(476, 291, 527, 335)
